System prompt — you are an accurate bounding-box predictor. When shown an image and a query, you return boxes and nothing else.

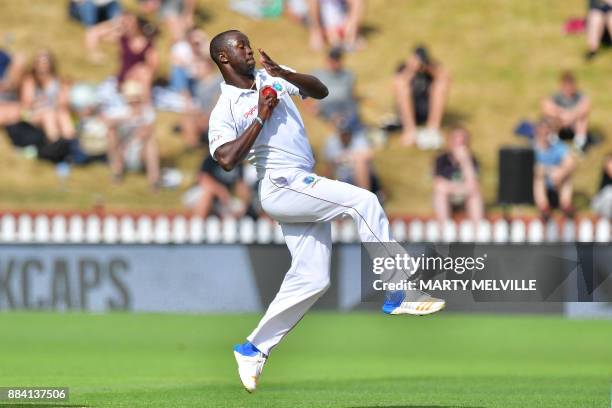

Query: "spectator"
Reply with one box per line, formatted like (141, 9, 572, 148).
(105, 81, 160, 190)
(69, 83, 109, 164)
(0, 48, 26, 126)
(307, 0, 365, 51)
(541, 70, 591, 152)
(533, 118, 576, 219)
(20, 50, 75, 142)
(586, 0, 612, 60)
(183, 154, 252, 218)
(182, 54, 222, 148)
(117, 13, 159, 97)
(169, 27, 201, 95)
(323, 120, 381, 197)
(432, 127, 483, 223)
(168, 28, 220, 148)
(138, 0, 195, 41)
(592, 153, 612, 218)
(307, 47, 359, 126)
(69, 0, 122, 62)
(393, 46, 450, 147)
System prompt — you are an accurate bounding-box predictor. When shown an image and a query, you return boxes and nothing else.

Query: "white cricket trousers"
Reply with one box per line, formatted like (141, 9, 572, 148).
(247, 168, 394, 355)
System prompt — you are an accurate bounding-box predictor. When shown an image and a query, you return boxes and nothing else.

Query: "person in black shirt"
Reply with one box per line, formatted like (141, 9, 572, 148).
(432, 127, 483, 223)
(393, 45, 450, 147)
(188, 154, 252, 218)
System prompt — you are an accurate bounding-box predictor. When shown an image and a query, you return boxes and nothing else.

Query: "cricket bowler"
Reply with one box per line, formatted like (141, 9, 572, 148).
(207, 30, 445, 393)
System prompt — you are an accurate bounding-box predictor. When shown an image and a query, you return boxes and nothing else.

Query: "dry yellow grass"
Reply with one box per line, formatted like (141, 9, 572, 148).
(0, 0, 608, 215)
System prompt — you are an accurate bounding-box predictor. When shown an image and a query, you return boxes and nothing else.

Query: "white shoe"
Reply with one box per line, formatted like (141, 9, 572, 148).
(382, 289, 446, 316)
(233, 343, 267, 393)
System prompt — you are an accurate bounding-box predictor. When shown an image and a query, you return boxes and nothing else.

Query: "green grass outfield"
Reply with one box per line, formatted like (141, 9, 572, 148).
(0, 312, 610, 407)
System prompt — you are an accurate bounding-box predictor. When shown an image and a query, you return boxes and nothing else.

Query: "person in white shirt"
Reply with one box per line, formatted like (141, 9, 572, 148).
(207, 30, 445, 393)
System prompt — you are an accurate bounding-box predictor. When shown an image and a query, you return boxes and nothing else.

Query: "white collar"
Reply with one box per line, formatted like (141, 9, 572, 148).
(220, 70, 263, 103)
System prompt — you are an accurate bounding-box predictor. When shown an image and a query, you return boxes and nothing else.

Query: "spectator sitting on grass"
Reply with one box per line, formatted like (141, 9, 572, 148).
(69, 0, 123, 63)
(105, 80, 160, 190)
(183, 154, 252, 218)
(116, 13, 159, 99)
(182, 54, 222, 148)
(307, 0, 365, 51)
(592, 153, 612, 218)
(170, 28, 221, 148)
(168, 27, 199, 95)
(432, 127, 483, 224)
(0, 48, 26, 126)
(20, 50, 75, 142)
(306, 46, 359, 126)
(69, 82, 109, 164)
(533, 118, 577, 219)
(323, 119, 382, 199)
(585, 0, 612, 60)
(393, 45, 450, 148)
(541, 70, 591, 152)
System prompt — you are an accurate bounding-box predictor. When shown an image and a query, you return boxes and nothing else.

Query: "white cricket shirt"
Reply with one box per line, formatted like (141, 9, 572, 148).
(208, 67, 315, 178)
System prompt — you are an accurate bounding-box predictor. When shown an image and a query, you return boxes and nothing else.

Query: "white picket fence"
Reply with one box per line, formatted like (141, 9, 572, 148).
(0, 212, 610, 244)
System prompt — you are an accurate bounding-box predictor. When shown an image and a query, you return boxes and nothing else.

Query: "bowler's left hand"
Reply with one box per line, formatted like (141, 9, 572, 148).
(259, 49, 288, 78)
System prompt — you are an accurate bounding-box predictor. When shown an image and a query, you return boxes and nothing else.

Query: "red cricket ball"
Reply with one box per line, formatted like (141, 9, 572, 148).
(261, 85, 277, 99)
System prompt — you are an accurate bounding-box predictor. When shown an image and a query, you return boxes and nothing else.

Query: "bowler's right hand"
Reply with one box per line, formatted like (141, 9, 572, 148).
(257, 87, 279, 122)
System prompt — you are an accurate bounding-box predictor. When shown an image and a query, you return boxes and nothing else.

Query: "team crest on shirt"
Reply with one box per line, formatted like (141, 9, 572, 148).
(303, 176, 315, 185)
(273, 82, 283, 92)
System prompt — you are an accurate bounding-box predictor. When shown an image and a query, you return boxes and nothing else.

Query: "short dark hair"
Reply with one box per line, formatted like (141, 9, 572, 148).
(209, 29, 241, 65)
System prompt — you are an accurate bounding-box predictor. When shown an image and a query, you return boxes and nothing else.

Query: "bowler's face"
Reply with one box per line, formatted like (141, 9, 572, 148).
(225, 32, 255, 73)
